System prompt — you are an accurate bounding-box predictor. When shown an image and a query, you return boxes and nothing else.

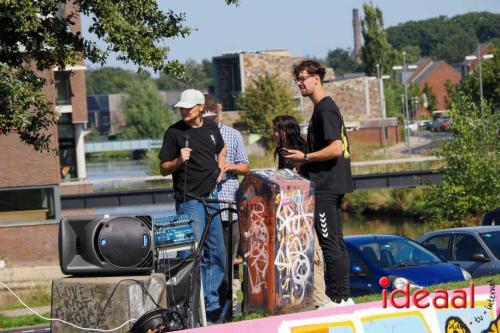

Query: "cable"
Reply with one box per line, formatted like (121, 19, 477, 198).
(0, 280, 138, 332)
(183, 134, 190, 203)
(93, 278, 161, 329)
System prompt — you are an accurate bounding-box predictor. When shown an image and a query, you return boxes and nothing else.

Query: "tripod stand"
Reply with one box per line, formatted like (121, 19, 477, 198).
(183, 193, 238, 324)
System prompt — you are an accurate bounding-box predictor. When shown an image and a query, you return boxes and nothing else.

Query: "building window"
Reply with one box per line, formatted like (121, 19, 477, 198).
(58, 113, 77, 179)
(0, 187, 57, 223)
(55, 71, 72, 105)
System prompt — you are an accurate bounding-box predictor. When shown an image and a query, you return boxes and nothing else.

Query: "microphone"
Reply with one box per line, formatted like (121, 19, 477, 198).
(184, 135, 190, 148)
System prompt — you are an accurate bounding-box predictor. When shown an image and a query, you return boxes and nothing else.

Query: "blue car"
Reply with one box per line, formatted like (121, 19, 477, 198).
(345, 234, 469, 297)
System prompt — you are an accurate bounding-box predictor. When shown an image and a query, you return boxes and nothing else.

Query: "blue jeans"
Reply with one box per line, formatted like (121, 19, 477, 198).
(176, 194, 226, 311)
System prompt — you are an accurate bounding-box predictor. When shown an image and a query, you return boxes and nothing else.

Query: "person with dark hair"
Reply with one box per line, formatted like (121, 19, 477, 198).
(272, 115, 306, 170)
(285, 59, 354, 307)
(158, 89, 227, 322)
(272, 114, 327, 308)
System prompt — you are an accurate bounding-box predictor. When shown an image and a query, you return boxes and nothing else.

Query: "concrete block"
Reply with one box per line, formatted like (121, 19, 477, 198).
(51, 274, 166, 333)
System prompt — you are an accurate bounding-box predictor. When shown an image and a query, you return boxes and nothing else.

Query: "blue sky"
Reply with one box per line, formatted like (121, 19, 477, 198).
(81, 0, 499, 70)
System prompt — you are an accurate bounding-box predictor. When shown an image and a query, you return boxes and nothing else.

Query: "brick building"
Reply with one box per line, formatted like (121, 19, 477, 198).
(213, 50, 399, 145)
(461, 43, 495, 77)
(87, 94, 126, 136)
(408, 59, 461, 116)
(0, 2, 88, 225)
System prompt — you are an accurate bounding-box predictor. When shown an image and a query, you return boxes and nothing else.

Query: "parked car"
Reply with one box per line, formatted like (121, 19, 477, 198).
(345, 234, 469, 297)
(405, 121, 418, 132)
(430, 118, 453, 132)
(417, 226, 500, 277)
(417, 120, 432, 130)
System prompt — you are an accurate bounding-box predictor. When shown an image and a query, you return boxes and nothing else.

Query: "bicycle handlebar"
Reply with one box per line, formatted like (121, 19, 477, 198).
(185, 193, 236, 206)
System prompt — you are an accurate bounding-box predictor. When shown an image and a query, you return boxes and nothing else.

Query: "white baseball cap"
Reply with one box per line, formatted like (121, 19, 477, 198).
(174, 89, 205, 108)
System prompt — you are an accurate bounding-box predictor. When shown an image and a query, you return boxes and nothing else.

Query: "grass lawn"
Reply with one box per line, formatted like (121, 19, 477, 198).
(0, 312, 50, 329)
(0, 284, 51, 311)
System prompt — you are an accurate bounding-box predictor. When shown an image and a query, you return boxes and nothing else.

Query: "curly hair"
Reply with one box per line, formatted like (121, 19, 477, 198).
(292, 59, 326, 83)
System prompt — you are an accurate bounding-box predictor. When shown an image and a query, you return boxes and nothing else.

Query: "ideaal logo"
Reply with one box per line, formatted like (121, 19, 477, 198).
(379, 276, 475, 309)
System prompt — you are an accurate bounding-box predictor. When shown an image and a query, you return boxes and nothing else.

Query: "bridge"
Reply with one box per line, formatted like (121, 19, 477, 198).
(61, 157, 442, 210)
(85, 139, 162, 153)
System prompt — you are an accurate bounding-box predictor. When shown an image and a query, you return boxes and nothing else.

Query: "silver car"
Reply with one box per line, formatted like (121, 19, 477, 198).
(417, 226, 500, 277)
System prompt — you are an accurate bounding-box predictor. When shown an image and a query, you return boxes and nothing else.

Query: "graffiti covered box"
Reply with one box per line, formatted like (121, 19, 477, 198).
(237, 169, 315, 314)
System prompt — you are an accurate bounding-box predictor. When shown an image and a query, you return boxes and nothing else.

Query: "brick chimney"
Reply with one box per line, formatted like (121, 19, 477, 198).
(352, 8, 362, 65)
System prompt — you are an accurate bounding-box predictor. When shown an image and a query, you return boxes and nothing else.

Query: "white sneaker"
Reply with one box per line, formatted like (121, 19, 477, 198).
(341, 298, 355, 306)
(317, 297, 355, 309)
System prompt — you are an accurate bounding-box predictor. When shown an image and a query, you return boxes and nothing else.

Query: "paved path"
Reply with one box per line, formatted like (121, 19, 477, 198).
(0, 306, 51, 318)
(0, 266, 65, 289)
(375, 134, 432, 156)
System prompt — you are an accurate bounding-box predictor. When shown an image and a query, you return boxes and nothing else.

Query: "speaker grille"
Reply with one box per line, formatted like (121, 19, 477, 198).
(137, 251, 154, 268)
(98, 216, 153, 268)
(75, 237, 82, 255)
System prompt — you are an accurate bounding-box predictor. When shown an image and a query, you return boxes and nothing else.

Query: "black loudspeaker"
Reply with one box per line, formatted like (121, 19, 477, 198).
(59, 215, 154, 275)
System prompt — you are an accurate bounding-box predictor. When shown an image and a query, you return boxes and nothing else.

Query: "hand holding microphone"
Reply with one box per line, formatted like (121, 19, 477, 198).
(180, 135, 191, 163)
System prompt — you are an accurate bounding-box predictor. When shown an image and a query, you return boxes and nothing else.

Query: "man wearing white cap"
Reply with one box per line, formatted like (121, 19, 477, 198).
(159, 89, 227, 322)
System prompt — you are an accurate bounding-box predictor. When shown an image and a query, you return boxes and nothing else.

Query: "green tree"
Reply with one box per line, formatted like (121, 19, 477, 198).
(155, 59, 213, 91)
(455, 47, 499, 111)
(431, 31, 476, 64)
(86, 67, 151, 95)
(325, 48, 362, 76)
(118, 81, 176, 139)
(387, 12, 500, 65)
(0, 63, 54, 151)
(361, 2, 396, 75)
(383, 79, 420, 122)
(422, 83, 438, 112)
(236, 74, 302, 142)
(424, 94, 500, 224)
(0, 0, 238, 152)
(84, 128, 102, 142)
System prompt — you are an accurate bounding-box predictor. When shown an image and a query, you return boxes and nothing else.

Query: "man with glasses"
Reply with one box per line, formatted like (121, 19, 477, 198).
(285, 60, 354, 307)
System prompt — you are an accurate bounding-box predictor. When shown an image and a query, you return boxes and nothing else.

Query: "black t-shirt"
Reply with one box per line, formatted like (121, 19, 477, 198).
(158, 118, 224, 199)
(302, 96, 354, 194)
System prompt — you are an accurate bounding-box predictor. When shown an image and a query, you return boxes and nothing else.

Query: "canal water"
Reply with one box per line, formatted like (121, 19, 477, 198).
(84, 160, 433, 240)
(87, 160, 148, 179)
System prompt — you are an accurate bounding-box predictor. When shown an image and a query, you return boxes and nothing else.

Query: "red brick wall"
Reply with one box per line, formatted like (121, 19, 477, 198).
(0, 135, 60, 187)
(0, 224, 59, 267)
(70, 69, 88, 123)
(418, 63, 461, 110)
(0, 68, 60, 188)
(347, 126, 401, 146)
(65, 1, 88, 123)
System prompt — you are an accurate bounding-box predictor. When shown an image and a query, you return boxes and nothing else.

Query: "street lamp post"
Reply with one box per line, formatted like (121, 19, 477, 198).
(410, 96, 419, 119)
(393, 51, 417, 155)
(465, 43, 494, 117)
(400, 94, 409, 152)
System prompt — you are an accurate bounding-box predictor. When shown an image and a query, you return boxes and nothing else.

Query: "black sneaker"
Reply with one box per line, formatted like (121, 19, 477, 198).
(206, 307, 222, 323)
